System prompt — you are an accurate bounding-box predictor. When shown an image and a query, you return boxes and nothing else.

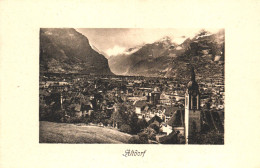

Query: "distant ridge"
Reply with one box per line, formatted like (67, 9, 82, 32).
(40, 28, 113, 75)
(108, 29, 224, 79)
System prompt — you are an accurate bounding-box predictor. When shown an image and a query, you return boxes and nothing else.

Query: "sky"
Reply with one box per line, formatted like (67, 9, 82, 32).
(76, 28, 221, 57)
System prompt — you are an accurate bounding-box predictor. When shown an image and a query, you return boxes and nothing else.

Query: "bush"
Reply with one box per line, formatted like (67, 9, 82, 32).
(48, 110, 64, 122)
(189, 131, 224, 144)
(81, 117, 91, 124)
(128, 135, 142, 144)
(69, 117, 82, 123)
(148, 123, 160, 133)
(120, 124, 132, 134)
(128, 133, 148, 144)
(160, 131, 180, 144)
(137, 132, 149, 144)
(143, 127, 157, 140)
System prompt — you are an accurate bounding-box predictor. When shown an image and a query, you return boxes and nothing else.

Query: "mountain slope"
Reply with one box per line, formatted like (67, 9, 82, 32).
(40, 121, 131, 143)
(165, 29, 225, 79)
(40, 28, 113, 75)
(108, 29, 224, 78)
(109, 36, 179, 76)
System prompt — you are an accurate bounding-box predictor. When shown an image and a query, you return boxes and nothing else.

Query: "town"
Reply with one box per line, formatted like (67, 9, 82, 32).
(39, 70, 224, 144)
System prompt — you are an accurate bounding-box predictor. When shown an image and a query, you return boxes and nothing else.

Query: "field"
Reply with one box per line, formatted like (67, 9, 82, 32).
(39, 121, 132, 143)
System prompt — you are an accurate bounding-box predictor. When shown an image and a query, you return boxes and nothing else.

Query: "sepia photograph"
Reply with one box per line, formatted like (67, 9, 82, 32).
(39, 28, 225, 144)
(2, 0, 260, 167)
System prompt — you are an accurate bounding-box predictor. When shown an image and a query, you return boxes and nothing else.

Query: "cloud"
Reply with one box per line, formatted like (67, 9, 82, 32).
(172, 36, 187, 44)
(76, 28, 223, 55)
(106, 45, 126, 57)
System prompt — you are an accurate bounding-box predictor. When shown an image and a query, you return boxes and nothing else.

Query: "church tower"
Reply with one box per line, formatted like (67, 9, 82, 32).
(184, 67, 201, 144)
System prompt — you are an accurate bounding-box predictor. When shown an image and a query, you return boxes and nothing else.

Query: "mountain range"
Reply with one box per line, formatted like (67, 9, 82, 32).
(108, 29, 225, 79)
(40, 28, 224, 79)
(40, 28, 113, 75)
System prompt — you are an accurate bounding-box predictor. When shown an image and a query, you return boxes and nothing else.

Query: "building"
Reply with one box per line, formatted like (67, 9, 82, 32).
(162, 107, 185, 136)
(184, 67, 202, 144)
(147, 87, 160, 105)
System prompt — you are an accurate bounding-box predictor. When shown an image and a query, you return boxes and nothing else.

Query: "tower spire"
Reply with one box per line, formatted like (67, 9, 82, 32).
(185, 66, 201, 144)
(191, 66, 195, 81)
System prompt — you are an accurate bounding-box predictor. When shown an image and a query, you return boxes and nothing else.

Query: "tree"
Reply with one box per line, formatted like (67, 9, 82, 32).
(137, 117, 148, 131)
(93, 110, 107, 124)
(110, 109, 124, 128)
(128, 112, 140, 134)
(50, 109, 64, 122)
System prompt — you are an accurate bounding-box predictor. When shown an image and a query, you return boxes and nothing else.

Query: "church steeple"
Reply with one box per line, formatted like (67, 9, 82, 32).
(184, 67, 201, 144)
(191, 67, 195, 81)
(187, 67, 199, 96)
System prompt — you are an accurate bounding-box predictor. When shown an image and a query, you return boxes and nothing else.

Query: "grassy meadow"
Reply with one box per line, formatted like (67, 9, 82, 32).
(40, 121, 132, 143)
